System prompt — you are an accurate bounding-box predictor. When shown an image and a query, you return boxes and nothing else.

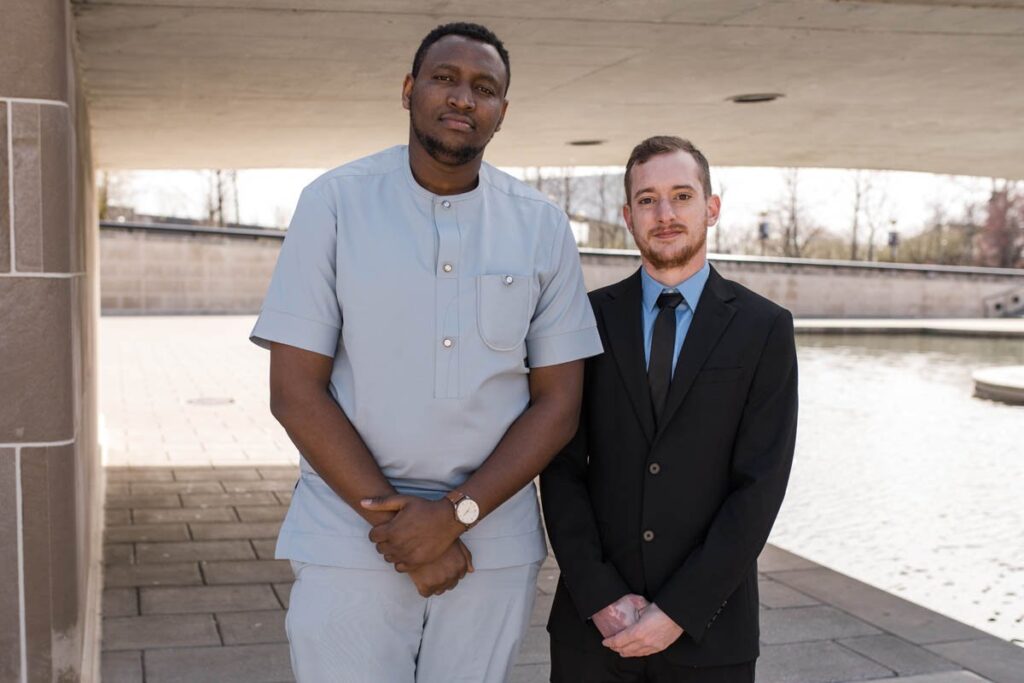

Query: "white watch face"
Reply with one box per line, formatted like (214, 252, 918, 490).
(456, 498, 480, 525)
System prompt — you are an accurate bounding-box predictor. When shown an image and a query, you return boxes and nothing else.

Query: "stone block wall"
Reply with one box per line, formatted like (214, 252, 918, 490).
(581, 252, 1024, 319)
(100, 228, 280, 314)
(99, 229, 1024, 318)
(0, 1, 103, 681)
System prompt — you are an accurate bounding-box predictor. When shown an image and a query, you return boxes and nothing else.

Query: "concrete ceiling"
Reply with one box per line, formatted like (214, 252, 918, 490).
(73, 1, 1024, 178)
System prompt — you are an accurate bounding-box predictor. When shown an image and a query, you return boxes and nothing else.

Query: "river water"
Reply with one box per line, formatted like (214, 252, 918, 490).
(771, 333, 1024, 644)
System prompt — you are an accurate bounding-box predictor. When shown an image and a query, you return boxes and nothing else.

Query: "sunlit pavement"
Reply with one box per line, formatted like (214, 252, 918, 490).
(98, 316, 1024, 682)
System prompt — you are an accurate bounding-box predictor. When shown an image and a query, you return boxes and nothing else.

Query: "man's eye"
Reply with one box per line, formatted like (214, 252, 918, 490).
(476, 86, 495, 96)
(675, 194, 691, 201)
(638, 197, 653, 205)
(434, 74, 453, 81)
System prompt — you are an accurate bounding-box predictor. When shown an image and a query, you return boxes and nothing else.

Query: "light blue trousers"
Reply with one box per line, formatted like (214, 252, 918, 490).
(286, 560, 541, 683)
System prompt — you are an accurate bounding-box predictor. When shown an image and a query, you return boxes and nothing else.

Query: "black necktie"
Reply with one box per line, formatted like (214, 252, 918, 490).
(649, 291, 685, 424)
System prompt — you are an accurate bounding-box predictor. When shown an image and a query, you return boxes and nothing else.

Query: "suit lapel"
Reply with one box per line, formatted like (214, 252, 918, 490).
(655, 267, 737, 442)
(601, 271, 656, 443)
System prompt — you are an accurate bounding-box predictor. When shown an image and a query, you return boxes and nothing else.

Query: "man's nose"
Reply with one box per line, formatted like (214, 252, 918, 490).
(656, 198, 676, 223)
(447, 83, 476, 110)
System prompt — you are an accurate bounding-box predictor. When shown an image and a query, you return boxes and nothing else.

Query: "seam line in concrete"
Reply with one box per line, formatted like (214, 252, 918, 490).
(831, 637, 899, 678)
(0, 97, 69, 108)
(766, 569, 919, 647)
(0, 272, 85, 279)
(31, 105, 39, 275)
(0, 437, 77, 449)
(15, 448, 27, 683)
(6, 102, 13, 275)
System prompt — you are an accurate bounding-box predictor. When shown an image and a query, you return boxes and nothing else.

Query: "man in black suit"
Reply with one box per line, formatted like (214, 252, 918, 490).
(541, 136, 798, 682)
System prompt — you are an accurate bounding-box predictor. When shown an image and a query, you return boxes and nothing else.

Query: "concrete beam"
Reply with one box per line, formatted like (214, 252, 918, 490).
(72, 1, 1024, 177)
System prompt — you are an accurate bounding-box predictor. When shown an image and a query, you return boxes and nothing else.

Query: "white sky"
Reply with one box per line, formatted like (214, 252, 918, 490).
(108, 165, 995, 241)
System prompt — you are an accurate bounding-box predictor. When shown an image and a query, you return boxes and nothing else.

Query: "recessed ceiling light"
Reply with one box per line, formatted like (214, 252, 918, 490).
(728, 93, 784, 104)
(567, 139, 606, 146)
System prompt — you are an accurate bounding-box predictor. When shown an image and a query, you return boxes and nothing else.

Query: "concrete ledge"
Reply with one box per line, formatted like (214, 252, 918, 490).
(972, 366, 1024, 405)
(795, 319, 1024, 339)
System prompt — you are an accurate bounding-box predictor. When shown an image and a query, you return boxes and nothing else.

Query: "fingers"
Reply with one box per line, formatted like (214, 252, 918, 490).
(602, 633, 631, 650)
(412, 574, 459, 597)
(602, 622, 642, 651)
(604, 636, 648, 658)
(458, 542, 475, 573)
(360, 495, 411, 512)
(435, 576, 458, 596)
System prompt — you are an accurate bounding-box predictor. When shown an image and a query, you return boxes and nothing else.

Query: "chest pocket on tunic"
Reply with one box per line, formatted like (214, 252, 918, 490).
(477, 273, 532, 351)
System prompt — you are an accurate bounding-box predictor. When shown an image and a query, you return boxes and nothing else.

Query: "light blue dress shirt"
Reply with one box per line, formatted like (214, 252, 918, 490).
(641, 261, 711, 374)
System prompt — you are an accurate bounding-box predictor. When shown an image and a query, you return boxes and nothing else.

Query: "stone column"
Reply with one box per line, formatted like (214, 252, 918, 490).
(0, 1, 102, 681)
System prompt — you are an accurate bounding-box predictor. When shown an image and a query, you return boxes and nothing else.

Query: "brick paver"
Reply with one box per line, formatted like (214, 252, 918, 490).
(99, 466, 1024, 683)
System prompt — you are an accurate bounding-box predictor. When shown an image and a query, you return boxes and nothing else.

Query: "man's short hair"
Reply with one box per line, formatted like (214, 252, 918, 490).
(624, 136, 712, 202)
(412, 22, 511, 93)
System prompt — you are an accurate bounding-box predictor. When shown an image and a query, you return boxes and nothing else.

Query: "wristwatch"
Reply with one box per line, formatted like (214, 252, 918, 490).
(445, 490, 480, 528)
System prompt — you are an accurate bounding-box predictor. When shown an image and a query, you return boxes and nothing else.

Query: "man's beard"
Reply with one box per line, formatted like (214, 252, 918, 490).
(411, 116, 485, 166)
(636, 222, 708, 270)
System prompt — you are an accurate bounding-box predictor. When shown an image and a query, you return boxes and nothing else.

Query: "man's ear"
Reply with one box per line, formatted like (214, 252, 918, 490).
(495, 99, 509, 132)
(401, 74, 414, 110)
(622, 203, 634, 234)
(706, 194, 722, 227)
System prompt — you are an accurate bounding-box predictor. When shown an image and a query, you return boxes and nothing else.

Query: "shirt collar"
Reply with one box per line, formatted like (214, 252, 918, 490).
(640, 260, 711, 313)
(400, 144, 487, 204)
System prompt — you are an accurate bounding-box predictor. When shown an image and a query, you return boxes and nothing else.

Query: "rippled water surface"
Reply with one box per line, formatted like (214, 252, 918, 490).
(770, 334, 1024, 644)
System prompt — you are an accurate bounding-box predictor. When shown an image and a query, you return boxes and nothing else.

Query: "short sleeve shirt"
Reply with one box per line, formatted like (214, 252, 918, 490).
(250, 145, 603, 569)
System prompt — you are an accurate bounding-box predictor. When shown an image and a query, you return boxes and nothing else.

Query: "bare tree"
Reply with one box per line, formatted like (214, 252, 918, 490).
(775, 169, 821, 257)
(231, 170, 241, 227)
(849, 171, 872, 260)
(207, 170, 224, 226)
(978, 180, 1024, 268)
(562, 168, 572, 214)
(862, 176, 891, 261)
(713, 180, 727, 254)
(595, 173, 610, 226)
(206, 170, 241, 227)
(529, 167, 545, 193)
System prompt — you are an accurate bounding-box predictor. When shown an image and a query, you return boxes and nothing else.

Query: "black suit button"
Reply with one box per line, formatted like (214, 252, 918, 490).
(648, 463, 661, 475)
(642, 530, 655, 542)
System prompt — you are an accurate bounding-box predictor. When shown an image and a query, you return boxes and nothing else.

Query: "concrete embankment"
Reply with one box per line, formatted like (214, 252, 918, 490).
(99, 222, 1024, 319)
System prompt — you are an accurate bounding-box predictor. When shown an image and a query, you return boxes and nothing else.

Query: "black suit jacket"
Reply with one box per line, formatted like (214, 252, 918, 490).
(541, 266, 798, 666)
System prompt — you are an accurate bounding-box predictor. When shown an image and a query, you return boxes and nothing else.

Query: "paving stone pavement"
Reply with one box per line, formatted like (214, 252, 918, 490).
(100, 466, 1024, 683)
(97, 317, 1024, 681)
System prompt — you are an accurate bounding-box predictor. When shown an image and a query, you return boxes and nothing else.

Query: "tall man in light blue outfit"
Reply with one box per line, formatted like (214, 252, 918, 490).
(249, 22, 602, 682)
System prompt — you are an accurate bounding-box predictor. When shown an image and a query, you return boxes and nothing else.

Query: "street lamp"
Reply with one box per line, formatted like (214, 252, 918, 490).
(758, 212, 770, 257)
(887, 219, 899, 262)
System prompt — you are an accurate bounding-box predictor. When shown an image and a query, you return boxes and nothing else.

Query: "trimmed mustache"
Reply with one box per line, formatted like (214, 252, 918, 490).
(649, 223, 689, 236)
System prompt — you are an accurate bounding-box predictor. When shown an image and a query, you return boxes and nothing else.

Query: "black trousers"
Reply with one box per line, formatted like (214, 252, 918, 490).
(550, 640, 755, 683)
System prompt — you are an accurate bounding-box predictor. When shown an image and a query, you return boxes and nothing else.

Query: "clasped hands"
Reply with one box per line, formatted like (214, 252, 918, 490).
(361, 494, 472, 598)
(592, 594, 684, 658)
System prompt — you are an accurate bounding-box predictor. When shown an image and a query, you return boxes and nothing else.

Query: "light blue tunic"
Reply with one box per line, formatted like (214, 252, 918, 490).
(250, 145, 603, 570)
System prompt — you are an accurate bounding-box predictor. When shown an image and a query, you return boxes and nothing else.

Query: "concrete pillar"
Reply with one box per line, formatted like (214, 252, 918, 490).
(0, 1, 102, 681)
